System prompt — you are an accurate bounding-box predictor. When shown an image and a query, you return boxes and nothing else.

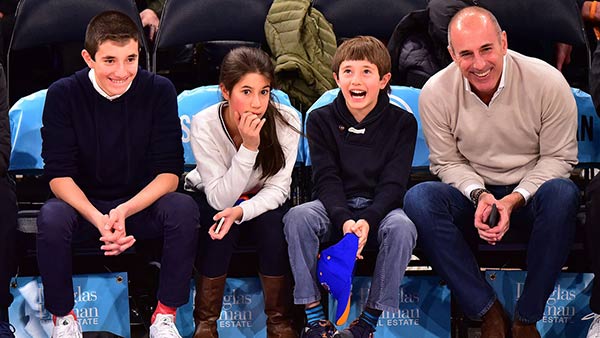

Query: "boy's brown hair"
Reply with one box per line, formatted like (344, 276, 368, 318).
(331, 36, 392, 93)
(84, 10, 140, 60)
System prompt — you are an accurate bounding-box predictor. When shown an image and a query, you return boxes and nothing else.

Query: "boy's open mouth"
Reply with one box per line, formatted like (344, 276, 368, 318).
(350, 90, 366, 98)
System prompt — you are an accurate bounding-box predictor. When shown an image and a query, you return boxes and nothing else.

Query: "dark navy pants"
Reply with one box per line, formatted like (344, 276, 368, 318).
(36, 192, 199, 316)
(192, 192, 290, 278)
(404, 178, 578, 323)
(0, 176, 17, 320)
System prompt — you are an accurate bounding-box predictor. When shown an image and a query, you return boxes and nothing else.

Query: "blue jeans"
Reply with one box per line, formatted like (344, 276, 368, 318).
(404, 178, 578, 323)
(37, 192, 199, 316)
(283, 198, 417, 313)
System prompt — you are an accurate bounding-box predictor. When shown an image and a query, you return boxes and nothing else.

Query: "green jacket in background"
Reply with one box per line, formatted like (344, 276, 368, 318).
(265, 0, 337, 110)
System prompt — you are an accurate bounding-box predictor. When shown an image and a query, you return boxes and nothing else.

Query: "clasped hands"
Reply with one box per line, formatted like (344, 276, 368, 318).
(95, 205, 136, 256)
(474, 192, 522, 245)
(343, 219, 370, 260)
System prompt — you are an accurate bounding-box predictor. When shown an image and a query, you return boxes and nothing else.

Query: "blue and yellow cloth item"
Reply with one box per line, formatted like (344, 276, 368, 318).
(317, 233, 359, 326)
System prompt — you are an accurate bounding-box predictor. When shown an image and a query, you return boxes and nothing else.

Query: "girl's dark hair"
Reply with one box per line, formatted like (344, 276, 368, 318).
(220, 47, 298, 179)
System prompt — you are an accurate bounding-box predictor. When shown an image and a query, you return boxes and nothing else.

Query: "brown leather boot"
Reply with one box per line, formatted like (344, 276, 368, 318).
(480, 300, 510, 338)
(512, 318, 541, 338)
(259, 274, 298, 338)
(193, 274, 227, 338)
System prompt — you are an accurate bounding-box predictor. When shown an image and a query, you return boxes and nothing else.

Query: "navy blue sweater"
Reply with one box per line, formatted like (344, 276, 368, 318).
(307, 90, 417, 230)
(41, 68, 183, 200)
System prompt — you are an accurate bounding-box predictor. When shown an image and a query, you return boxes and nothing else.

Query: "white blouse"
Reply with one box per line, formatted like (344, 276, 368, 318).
(185, 101, 300, 222)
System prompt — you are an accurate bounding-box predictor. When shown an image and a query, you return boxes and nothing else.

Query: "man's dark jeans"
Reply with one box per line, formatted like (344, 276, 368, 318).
(404, 178, 578, 323)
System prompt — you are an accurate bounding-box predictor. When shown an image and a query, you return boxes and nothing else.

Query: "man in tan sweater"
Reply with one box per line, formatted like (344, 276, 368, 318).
(404, 6, 579, 338)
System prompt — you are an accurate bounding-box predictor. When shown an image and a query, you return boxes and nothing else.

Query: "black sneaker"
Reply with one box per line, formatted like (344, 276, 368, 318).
(333, 319, 375, 338)
(301, 319, 337, 338)
(0, 321, 15, 338)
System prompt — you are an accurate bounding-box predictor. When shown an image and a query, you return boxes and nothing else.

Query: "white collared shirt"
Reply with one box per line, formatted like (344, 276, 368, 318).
(463, 54, 508, 106)
(88, 68, 132, 101)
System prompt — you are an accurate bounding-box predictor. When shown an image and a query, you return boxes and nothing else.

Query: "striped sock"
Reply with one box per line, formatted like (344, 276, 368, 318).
(305, 304, 326, 325)
(359, 307, 382, 329)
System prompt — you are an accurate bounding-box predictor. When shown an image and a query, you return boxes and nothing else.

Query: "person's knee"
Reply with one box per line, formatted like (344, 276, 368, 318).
(534, 179, 579, 239)
(404, 182, 443, 212)
(404, 181, 449, 229)
(256, 214, 286, 244)
(155, 193, 200, 239)
(381, 212, 417, 248)
(283, 203, 319, 240)
(539, 178, 579, 209)
(157, 192, 199, 222)
(255, 207, 287, 227)
(37, 199, 77, 238)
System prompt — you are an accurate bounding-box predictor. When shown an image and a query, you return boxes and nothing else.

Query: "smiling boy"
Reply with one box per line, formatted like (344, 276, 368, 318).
(37, 11, 198, 338)
(283, 36, 417, 338)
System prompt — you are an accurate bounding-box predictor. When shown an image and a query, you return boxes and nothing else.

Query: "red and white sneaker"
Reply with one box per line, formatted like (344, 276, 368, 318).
(51, 314, 82, 338)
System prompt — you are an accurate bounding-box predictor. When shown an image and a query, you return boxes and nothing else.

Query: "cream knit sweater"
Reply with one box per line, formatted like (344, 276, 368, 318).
(419, 50, 578, 198)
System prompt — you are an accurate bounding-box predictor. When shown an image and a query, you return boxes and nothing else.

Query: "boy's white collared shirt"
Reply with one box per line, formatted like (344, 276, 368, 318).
(88, 68, 132, 101)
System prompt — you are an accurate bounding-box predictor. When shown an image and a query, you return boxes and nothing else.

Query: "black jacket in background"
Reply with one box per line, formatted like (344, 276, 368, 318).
(0, 63, 9, 175)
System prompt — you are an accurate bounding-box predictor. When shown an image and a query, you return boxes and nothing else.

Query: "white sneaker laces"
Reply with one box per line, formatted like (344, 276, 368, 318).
(149, 314, 182, 338)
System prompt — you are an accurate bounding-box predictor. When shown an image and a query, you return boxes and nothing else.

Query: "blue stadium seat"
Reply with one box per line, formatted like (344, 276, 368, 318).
(14, 87, 594, 175)
(303, 86, 429, 169)
(8, 89, 46, 173)
(387, 86, 429, 169)
(177, 85, 305, 168)
(9, 90, 48, 235)
(572, 88, 600, 166)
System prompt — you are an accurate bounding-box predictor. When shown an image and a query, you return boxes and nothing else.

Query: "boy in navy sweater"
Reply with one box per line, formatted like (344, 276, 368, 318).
(283, 36, 417, 338)
(37, 11, 198, 338)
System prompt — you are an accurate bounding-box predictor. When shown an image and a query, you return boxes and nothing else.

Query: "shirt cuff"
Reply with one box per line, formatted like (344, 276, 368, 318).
(237, 144, 259, 164)
(513, 188, 531, 203)
(235, 202, 249, 224)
